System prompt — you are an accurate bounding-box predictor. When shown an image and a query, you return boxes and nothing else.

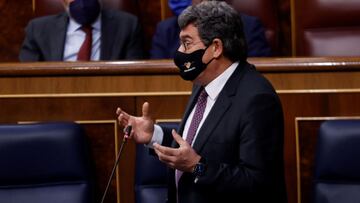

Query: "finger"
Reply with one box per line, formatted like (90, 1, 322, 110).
(153, 145, 176, 163)
(116, 107, 130, 117)
(142, 102, 150, 118)
(116, 107, 121, 115)
(153, 143, 178, 156)
(119, 110, 131, 120)
(172, 129, 186, 146)
(117, 114, 129, 126)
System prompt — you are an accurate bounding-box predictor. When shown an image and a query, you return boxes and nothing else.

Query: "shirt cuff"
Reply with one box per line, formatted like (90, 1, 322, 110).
(145, 124, 164, 148)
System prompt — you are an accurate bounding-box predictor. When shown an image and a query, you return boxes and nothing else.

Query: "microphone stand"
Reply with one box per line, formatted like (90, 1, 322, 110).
(99, 126, 131, 203)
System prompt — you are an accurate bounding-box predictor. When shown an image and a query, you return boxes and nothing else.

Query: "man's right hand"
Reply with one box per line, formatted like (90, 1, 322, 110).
(116, 102, 154, 144)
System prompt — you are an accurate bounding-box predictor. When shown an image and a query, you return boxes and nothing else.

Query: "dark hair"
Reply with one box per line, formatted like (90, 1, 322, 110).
(178, 1, 247, 61)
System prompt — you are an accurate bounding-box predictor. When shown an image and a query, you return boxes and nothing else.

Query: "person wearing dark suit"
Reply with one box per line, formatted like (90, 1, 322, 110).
(19, 0, 144, 61)
(117, 1, 286, 203)
(150, 0, 271, 59)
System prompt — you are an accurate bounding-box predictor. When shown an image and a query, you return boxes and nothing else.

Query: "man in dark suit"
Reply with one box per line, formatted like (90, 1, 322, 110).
(150, 0, 271, 59)
(117, 1, 286, 203)
(19, 0, 144, 61)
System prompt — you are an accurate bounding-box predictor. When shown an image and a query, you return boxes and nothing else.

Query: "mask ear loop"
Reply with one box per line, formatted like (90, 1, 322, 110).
(205, 57, 215, 66)
(202, 43, 216, 66)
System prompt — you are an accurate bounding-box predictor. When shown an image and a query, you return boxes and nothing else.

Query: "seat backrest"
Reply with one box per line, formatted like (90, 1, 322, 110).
(231, 0, 279, 54)
(0, 122, 94, 203)
(291, 0, 360, 56)
(33, 0, 64, 17)
(134, 122, 179, 203)
(314, 120, 360, 203)
(134, 145, 168, 203)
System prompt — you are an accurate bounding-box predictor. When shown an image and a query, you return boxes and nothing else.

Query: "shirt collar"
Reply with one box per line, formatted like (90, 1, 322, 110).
(67, 14, 102, 33)
(204, 61, 239, 101)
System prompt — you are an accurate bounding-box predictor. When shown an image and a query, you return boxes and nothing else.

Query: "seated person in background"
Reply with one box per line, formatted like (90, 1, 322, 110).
(150, 0, 272, 59)
(19, 0, 144, 61)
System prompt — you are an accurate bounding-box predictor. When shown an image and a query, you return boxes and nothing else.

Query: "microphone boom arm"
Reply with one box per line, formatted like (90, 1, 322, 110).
(99, 125, 131, 203)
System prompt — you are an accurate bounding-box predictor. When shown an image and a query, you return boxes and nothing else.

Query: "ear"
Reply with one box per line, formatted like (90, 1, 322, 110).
(211, 38, 223, 59)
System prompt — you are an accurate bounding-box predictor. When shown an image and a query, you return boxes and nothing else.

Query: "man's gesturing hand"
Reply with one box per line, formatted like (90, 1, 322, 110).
(153, 130, 201, 172)
(116, 102, 154, 144)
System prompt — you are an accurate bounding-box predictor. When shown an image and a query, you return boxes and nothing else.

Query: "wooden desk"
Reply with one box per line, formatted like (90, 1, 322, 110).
(1, 57, 360, 203)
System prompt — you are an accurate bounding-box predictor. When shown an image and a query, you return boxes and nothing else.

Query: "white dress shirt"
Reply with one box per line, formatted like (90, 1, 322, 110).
(149, 62, 240, 147)
(63, 16, 101, 61)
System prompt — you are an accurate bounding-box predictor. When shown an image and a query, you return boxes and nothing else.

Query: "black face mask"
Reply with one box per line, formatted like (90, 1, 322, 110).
(174, 47, 214, 81)
(69, 0, 100, 25)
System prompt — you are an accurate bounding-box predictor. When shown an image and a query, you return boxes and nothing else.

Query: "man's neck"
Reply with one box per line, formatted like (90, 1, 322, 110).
(195, 57, 233, 86)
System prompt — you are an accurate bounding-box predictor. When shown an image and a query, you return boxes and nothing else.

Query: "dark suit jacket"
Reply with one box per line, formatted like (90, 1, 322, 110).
(19, 9, 144, 61)
(150, 14, 272, 59)
(161, 62, 287, 203)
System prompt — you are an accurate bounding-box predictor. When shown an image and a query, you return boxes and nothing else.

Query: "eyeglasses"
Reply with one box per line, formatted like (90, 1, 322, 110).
(180, 40, 203, 51)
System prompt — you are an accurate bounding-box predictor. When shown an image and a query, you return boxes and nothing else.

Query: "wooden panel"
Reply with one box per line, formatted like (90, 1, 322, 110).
(0, 57, 360, 94)
(135, 95, 190, 120)
(0, 75, 191, 94)
(0, 96, 135, 122)
(296, 119, 321, 203)
(82, 122, 121, 203)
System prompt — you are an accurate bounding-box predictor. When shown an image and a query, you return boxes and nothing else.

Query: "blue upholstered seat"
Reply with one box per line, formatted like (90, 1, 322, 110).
(314, 120, 360, 203)
(0, 122, 94, 203)
(134, 122, 179, 203)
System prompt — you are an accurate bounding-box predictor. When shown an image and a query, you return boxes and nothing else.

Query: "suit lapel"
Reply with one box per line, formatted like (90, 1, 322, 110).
(50, 13, 68, 61)
(100, 10, 116, 60)
(192, 62, 249, 152)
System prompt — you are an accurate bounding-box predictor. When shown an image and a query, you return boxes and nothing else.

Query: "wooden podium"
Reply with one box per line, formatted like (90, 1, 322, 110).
(1, 57, 360, 203)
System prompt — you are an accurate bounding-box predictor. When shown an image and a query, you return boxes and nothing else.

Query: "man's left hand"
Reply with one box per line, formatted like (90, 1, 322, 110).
(153, 129, 201, 172)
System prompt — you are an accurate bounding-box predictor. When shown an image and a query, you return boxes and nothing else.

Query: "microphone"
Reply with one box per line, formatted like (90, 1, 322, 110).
(99, 125, 132, 203)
